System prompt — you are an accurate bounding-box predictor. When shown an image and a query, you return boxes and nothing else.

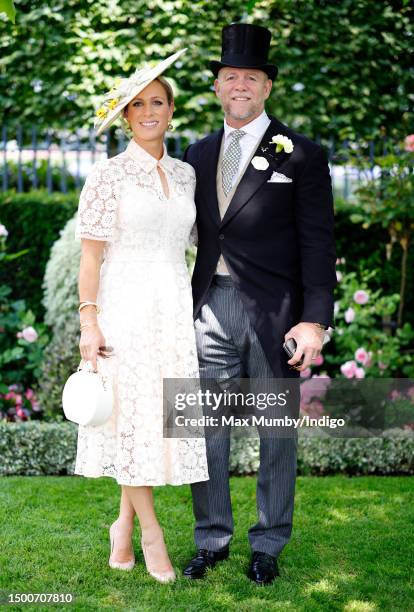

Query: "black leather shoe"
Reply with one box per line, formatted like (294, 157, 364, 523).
(247, 551, 279, 585)
(183, 548, 229, 579)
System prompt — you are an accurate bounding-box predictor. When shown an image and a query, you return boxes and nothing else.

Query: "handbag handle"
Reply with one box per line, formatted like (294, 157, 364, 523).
(78, 359, 98, 374)
(78, 359, 111, 392)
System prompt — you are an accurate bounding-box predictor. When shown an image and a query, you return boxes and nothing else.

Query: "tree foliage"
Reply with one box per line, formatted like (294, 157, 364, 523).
(0, 0, 15, 23)
(0, 0, 412, 139)
(267, 0, 414, 140)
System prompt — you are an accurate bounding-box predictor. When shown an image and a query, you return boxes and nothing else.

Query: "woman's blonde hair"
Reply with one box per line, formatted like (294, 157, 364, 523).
(156, 76, 174, 106)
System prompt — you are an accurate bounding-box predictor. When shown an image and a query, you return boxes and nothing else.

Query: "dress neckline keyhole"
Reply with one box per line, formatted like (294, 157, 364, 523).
(157, 164, 170, 201)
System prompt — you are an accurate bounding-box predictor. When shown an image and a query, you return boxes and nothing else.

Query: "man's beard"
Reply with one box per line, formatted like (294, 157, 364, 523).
(223, 100, 260, 121)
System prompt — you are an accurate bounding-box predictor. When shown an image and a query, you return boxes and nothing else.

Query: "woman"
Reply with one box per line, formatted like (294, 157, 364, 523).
(74, 50, 209, 583)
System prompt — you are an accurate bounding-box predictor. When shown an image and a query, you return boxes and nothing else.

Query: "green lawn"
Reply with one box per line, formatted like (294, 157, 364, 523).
(1, 475, 413, 611)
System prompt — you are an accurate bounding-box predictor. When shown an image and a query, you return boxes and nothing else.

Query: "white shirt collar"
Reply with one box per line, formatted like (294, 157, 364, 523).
(223, 111, 270, 140)
(125, 139, 175, 174)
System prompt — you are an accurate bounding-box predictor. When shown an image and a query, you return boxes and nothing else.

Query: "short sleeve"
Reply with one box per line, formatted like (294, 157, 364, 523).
(75, 160, 120, 241)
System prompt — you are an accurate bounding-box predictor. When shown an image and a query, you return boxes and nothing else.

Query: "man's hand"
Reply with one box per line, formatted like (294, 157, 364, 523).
(284, 322, 325, 372)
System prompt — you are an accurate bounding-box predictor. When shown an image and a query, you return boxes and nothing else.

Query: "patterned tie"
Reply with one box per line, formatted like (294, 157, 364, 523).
(221, 129, 246, 196)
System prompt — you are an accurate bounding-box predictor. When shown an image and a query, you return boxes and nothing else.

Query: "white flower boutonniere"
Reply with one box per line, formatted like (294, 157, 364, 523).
(270, 134, 294, 154)
(251, 156, 269, 171)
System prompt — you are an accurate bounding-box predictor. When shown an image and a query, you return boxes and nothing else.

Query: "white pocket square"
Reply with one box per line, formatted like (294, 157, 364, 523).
(267, 171, 292, 183)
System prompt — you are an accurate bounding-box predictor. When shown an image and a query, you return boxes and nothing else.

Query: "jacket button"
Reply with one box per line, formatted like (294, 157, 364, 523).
(219, 234, 224, 240)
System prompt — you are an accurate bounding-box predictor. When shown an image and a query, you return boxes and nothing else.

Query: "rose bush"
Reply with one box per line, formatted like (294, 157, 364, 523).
(328, 264, 414, 379)
(0, 384, 42, 422)
(298, 252, 414, 425)
(0, 224, 48, 410)
(346, 135, 414, 327)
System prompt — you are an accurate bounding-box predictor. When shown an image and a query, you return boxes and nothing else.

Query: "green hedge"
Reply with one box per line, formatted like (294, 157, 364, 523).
(230, 432, 414, 476)
(1, 191, 412, 328)
(0, 421, 77, 476)
(1, 422, 413, 477)
(0, 190, 78, 319)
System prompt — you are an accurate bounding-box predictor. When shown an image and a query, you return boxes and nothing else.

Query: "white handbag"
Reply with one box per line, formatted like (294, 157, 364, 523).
(62, 359, 114, 427)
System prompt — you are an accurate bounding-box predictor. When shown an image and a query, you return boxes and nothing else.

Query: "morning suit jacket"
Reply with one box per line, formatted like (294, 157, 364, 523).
(183, 115, 337, 377)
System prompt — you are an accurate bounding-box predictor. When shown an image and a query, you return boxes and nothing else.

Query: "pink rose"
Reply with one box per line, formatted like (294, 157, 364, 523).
(355, 347, 369, 365)
(353, 290, 369, 305)
(355, 367, 365, 379)
(336, 270, 343, 282)
(378, 361, 388, 371)
(390, 390, 401, 400)
(404, 134, 414, 152)
(311, 374, 331, 394)
(0, 224, 8, 238)
(313, 354, 324, 367)
(301, 375, 330, 404)
(300, 367, 311, 378)
(305, 399, 325, 418)
(344, 307, 355, 323)
(16, 331, 23, 339)
(21, 326, 38, 343)
(25, 389, 35, 400)
(300, 380, 314, 404)
(340, 360, 357, 378)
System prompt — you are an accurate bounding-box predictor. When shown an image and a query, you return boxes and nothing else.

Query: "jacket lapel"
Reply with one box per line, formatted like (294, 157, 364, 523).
(199, 128, 223, 226)
(220, 117, 289, 229)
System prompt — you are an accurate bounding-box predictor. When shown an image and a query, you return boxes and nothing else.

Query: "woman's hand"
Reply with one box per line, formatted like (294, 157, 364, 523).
(79, 324, 106, 371)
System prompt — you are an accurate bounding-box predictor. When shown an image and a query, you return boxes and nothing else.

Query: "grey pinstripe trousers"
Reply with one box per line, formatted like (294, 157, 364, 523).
(191, 275, 298, 558)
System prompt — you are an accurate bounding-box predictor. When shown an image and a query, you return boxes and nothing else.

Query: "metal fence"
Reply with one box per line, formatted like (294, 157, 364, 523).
(1, 125, 386, 200)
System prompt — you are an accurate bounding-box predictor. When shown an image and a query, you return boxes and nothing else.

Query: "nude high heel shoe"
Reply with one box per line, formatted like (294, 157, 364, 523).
(141, 539, 176, 583)
(109, 522, 135, 571)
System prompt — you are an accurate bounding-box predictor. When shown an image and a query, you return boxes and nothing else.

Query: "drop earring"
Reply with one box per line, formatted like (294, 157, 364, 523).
(122, 117, 133, 137)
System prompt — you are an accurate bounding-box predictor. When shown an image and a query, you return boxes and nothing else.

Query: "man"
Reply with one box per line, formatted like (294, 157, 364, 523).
(183, 23, 336, 584)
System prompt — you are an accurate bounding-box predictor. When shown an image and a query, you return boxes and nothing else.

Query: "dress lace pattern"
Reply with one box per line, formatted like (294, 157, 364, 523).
(74, 139, 208, 486)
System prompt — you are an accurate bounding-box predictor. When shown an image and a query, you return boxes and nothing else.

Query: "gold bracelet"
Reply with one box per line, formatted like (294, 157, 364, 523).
(79, 301, 101, 314)
(80, 322, 98, 331)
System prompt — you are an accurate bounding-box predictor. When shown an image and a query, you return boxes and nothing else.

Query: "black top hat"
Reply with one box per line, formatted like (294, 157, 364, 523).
(210, 23, 277, 80)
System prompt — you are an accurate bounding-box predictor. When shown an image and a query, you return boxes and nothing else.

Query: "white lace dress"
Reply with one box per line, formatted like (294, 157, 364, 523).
(73, 139, 209, 486)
